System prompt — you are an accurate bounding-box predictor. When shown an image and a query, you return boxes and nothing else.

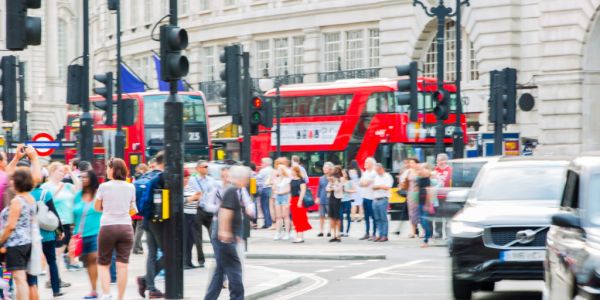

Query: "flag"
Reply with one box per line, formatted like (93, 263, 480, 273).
(119, 63, 145, 93)
(152, 54, 185, 91)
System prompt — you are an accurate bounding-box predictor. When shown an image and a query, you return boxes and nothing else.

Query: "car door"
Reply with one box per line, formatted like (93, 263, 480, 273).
(547, 170, 584, 300)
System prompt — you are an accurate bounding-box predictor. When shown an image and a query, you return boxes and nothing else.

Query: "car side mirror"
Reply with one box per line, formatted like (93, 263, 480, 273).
(446, 189, 470, 203)
(551, 212, 581, 229)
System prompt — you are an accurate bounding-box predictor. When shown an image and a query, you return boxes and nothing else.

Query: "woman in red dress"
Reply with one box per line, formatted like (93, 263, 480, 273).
(289, 166, 312, 243)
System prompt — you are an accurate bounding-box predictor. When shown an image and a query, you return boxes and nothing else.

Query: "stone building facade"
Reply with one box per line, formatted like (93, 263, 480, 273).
(8, 0, 600, 156)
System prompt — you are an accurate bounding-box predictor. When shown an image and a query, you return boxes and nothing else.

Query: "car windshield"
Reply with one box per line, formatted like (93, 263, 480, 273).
(474, 166, 566, 201)
(449, 161, 487, 188)
(588, 174, 600, 225)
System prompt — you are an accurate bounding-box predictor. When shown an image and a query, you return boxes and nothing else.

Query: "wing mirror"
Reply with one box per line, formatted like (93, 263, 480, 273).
(551, 212, 581, 229)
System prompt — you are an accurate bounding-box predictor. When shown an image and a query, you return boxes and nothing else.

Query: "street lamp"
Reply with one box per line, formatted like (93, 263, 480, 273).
(413, 0, 470, 158)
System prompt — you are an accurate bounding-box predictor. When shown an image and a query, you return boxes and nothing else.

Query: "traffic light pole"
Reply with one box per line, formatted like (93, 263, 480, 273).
(163, 0, 184, 298)
(452, 0, 467, 158)
(18, 61, 27, 142)
(241, 52, 252, 166)
(80, 0, 94, 163)
(114, 0, 125, 159)
(493, 72, 504, 156)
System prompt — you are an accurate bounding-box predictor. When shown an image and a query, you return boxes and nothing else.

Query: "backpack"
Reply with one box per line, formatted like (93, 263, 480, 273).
(134, 170, 162, 218)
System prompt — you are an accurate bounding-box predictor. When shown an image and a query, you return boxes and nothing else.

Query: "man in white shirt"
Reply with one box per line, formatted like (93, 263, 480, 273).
(359, 157, 378, 240)
(372, 163, 393, 242)
(255, 158, 274, 229)
(188, 160, 218, 268)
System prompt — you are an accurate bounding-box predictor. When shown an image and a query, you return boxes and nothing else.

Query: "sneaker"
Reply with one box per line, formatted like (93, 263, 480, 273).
(148, 289, 165, 299)
(359, 235, 369, 240)
(317, 233, 324, 237)
(327, 233, 332, 237)
(273, 233, 281, 240)
(282, 234, 290, 240)
(136, 277, 146, 298)
(47, 281, 71, 289)
(66, 264, 81, 272)
(53, 292, 65, 298)
(82, 292, 98, 299)
(100, 295, 112, 300)
(341, 233, 349, 237)
(328, 238, 337, 242)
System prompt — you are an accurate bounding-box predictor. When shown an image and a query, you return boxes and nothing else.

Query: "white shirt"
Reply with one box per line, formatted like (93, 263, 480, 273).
(256, 166, 273, 189)
(96, 180, 136, 226)
(372, 172, 393, 199)
(360, 169, 377, 199)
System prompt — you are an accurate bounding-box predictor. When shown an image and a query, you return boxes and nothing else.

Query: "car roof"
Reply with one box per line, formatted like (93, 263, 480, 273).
(488, 156, 570, 168)
(570, 154, 600, 173)
(497, 156, 572, 163)
(448, 156, 501, 164)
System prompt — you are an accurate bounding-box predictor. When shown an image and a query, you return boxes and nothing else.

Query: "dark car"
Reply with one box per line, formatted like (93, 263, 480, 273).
(448, 157, 569, 300)
(545, 155, 600, 300)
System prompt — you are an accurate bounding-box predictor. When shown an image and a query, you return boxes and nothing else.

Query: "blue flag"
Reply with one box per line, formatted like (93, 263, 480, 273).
(119, 63, 145, 93)
(152, 54, 185, 91)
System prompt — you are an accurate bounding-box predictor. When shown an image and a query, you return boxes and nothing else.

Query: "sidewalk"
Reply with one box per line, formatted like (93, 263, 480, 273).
(38, 253, 300, 300)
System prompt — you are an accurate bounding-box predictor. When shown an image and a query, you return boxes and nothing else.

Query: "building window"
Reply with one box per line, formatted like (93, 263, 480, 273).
(345, 30, 364, 70)
(421, 20, 478, 82)
(256, 40, 270, 77)
(144, 0, 152, 23)
(368, 29, 380, 68)
(292, 36, 305, 75)
(58, 19, 68, 79)
(323, 32, 341, 72)
(274, 38, 289, 76)
(202, 47, 215, 81)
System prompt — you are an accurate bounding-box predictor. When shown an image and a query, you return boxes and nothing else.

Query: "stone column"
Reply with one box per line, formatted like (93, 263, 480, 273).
(302, 27, 320, 83)
(46, 0, 59, 84)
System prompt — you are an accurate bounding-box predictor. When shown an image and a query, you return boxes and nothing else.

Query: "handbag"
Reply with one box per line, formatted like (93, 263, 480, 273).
(36, 190, 59, 231)
(69, 200, 92, 259)
(26, 197, 43, 276)
(302, 189, 315, 207)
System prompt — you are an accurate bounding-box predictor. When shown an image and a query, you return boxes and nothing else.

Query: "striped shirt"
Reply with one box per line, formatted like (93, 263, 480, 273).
(183, 185, 198, 214)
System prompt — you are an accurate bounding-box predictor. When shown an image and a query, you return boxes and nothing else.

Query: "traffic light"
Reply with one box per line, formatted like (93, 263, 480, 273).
(433, 89, 450, 121)
(159, 25, 189, 82)
(6, 0, 42, 51)
(219, 45, 242, 117)
(489, 68, 517, 124)
(122, 99, 136, 126)
(93, 72, 114, 125)
(67, 65, 84, 105)
(0, 56, 17, 122)
(249, 95, 273, 135)
(396, 61, 419, 122)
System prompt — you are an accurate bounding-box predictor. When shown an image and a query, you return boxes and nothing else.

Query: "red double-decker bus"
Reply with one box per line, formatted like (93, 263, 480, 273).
(251, 77, 466, 186)
(64, 91, 211, 178)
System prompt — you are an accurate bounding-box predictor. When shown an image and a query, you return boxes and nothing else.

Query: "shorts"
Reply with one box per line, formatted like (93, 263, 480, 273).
(82, 235, 98, 255)
(352, 197, 363, 207)
(275, 194, 290, 206)
(56, 224, 73, 248)
(97, 224, 133, 265)
(328, 197, 342, 220)
(319, 203, 329, 217)
(27, 274, 37, 286)
(6, 244, 32, 271)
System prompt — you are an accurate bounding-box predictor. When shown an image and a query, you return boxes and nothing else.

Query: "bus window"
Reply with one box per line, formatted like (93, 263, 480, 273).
(144, 94, 206, 125)
(365, 92, 396, 115)
(282, 97, 294, 117)
(375, 143, 437, 172)
(296, 97, 311, 116)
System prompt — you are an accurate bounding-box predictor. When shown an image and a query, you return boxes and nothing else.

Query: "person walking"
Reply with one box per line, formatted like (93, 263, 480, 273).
(289, 166, 311, 243)
(359, 157, 377, 240)
(272, 165, 291, 240)
(204, 166, 251, 300)
(372, 163, 393, 242)
(95, 158, 135, 300)
(405, 158, 421, 238)
(41, 162, 81, 271)
(418, 164, 435, 248)
(326, 166, 344, 242)
(340, 169, 356, 237)
(188, 161, 218, 269)
(0, 168, 37, 300)
(316, 162, 333, 237)
(255, 158, 273, 229)
(348, 160, 363, 222)
(183, 169, 202, 269)
(73, 170, 102, 299)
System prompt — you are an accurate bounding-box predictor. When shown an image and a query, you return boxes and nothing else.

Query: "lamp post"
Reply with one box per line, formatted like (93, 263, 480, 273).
(413, 0, 470, 157)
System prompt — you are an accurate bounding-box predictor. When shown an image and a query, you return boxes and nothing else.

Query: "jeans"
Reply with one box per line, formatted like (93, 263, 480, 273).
(340, 201, 352, 233)
(373, 198, 389, 238)
(259, 188, 272, 228)
(418, 204, 433, 243)
(204, 240, 244, 300)
(42, 240, 61, 294)
(195, 209, 213, 264)
(363, 198, 377, 237)
(145, 221, 164, 290)
(133, 219, 144, 253)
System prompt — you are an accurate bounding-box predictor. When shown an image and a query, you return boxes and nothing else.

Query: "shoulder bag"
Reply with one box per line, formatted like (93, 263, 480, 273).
(37, 190, 59, 231)
(69, 200, 92, 259)
(302, 188, 315, 207)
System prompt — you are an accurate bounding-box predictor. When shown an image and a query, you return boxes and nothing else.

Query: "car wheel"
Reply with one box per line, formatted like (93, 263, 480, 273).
(452, 274, 473, 300)
(479, 281, 495, 292)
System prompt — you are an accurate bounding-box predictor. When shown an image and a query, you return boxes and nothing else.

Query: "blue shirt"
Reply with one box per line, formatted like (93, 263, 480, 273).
(188, 175, 217, 209)
(73, 192, 102, 238)
(31, 188, 56, 242)
(317, 175, 329, 205)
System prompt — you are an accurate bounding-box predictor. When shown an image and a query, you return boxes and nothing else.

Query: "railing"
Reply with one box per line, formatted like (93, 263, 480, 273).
(198, 80, 225, 103)
(317, 68, 381, 83)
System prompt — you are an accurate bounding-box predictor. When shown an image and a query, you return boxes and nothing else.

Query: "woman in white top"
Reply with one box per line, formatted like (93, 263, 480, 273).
(272, 164, 291, 240)
(94, 158, 136, 300)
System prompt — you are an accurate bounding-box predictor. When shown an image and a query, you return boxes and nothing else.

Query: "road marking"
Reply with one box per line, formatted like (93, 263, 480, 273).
(350, 262, 364, 266)
(367, 259, 382, 262)
(315, 269, 333, 273)
(275, 273, 328, 300)
(351, 259, 430, 279)
(334, 265, 349, 269)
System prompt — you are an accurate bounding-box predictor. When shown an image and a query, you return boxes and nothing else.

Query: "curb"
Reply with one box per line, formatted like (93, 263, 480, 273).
(206, 253, 386, 260)
(245, 265, 302, 300)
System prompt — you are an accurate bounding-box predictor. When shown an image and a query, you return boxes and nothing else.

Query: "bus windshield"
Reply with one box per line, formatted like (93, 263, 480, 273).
(144, 94, 206, 125)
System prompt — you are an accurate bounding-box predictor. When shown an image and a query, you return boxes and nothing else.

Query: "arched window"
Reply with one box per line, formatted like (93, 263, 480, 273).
(421, 20, 479, 82)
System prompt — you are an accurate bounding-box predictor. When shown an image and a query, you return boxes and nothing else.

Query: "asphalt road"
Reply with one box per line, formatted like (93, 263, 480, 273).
(253, 246, 544, 300)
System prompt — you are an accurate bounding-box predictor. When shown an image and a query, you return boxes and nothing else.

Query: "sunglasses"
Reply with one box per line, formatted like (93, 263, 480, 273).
(199, 166, 208, 169)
